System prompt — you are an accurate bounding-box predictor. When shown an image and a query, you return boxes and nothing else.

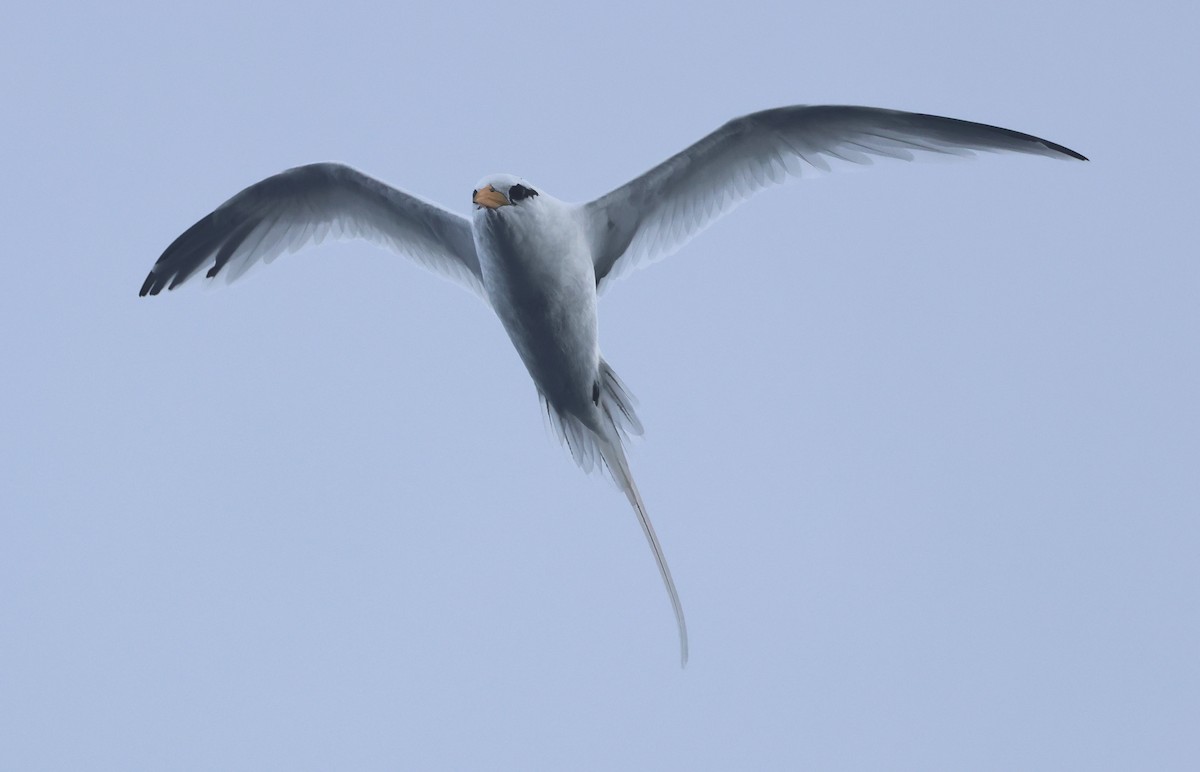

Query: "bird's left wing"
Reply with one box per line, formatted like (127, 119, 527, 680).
(140, 162, 484, 298)
(582, 105, 1087, 291)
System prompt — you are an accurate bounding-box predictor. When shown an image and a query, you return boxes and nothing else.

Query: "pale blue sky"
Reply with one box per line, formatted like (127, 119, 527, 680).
(2, 1, 1196, 769)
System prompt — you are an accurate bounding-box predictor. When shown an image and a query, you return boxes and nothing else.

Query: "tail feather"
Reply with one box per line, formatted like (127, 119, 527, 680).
(596, 431, 689, 667)
(541, 357, 688, 665)
(598, 360, 643, 441)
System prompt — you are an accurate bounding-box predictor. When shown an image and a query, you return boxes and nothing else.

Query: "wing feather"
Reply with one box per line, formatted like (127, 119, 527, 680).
(140, 163, 483, 298)
(584, 105, 1087, 290)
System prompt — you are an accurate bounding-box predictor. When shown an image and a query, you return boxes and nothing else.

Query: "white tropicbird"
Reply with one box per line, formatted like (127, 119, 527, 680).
(141, 105, 1087, 665)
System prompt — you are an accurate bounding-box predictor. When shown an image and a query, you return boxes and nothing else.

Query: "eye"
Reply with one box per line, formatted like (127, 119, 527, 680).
(509, 183, 537, 202)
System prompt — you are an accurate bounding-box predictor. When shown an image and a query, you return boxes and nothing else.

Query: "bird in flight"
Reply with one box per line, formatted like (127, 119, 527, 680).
(141, 105, 1087, 665)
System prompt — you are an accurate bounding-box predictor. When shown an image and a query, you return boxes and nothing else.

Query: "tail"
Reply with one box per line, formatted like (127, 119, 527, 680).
(597, 427, 689, 667)
(541, 359, 689, 666)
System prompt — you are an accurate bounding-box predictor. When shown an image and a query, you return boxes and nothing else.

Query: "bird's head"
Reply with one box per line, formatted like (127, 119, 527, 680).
(472, 174, 540, 212)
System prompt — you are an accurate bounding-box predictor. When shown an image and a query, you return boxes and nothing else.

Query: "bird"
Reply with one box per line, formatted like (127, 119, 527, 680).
(140, 105, 1087, 665)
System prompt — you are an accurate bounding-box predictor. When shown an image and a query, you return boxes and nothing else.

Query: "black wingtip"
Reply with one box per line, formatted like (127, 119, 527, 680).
(139, 272, 157, 297)
(1048, 140, 1088, 162)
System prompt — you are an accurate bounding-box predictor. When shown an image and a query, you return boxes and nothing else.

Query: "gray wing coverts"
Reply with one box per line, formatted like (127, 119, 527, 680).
(584, 105, 1087, 289)
(140, 163, 482, 297)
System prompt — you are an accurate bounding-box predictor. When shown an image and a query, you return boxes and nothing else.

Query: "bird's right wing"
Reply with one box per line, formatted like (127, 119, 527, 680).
(140, 163, 484, 298)
(582, 105, 1087, 291)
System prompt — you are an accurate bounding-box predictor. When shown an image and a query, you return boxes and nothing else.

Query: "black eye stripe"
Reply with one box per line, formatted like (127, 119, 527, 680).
(509, 183, 538, 202)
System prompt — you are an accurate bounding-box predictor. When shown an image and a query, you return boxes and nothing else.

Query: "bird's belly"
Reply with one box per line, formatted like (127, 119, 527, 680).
(479, 231, 598, 412)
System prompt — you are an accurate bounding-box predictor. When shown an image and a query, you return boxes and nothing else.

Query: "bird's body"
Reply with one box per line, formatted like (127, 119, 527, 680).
(470, 178, 685, 655)
(473, 183, 599, 423)
(140, 105, 1087, 665)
